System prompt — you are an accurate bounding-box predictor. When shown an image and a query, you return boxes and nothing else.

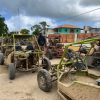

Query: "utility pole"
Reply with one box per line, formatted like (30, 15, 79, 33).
(18, 8, 21, 34)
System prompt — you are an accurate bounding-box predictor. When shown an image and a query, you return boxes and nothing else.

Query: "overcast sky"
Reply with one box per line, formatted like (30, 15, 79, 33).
(0, 0, 100, 31)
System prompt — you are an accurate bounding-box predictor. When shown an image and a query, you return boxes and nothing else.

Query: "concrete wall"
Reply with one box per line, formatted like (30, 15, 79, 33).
(48, 33, 97, 43)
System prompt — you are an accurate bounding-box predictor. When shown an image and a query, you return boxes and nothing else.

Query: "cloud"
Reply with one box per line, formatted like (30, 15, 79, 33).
(0, 0, 100, 22)
(5, 15, 57, 31)
(0, 0, 100, 31)
(0, 0, 78, 18)
(79, 0, 100, 6)
(94, 22, 100, 28)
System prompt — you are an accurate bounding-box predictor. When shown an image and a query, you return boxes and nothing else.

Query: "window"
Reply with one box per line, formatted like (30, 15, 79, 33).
(70, 29, 74, 33)
(65, 29, 67, 32)
(76, 29, 79, 32)
(59, 29, 62, 32)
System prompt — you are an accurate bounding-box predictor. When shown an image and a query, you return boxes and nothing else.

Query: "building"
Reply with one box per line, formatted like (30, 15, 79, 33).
(53, 24, 81, 34)
(46, 28, 55, 34)
(83, 26, 100, 33)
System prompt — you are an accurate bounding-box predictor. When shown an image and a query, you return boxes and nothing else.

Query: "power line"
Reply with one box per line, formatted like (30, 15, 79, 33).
(58, 7, 100, 21)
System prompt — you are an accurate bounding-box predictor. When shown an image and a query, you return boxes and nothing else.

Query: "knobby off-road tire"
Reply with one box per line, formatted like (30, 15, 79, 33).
(0, 53, 4, 65)
(8, 63, 16, 80)
(42, 57, 51, 71)
(46, 49, 53, 60)
(37, 69, 52, 92)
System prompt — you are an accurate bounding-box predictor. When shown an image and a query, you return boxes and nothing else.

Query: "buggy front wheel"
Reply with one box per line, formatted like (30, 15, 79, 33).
(37, 69, 52, 92)
(8, 63, 16, 80)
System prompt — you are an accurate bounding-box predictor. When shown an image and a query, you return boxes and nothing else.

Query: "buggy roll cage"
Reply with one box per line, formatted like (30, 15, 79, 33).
(57, 37, 100, 78)
(12, 34, 42, 56)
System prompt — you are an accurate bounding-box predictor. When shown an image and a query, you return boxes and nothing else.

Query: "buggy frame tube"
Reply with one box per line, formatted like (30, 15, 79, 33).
(57, 37, 100, 79)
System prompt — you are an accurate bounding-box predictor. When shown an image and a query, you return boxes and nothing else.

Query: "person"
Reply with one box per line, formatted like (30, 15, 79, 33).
(63, 48, 75, 62)
(87, 41, 100, 68)
(89, 41, 100, 55)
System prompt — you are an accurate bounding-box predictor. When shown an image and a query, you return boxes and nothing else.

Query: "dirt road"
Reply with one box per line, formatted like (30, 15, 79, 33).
(0, 65, 62, 100)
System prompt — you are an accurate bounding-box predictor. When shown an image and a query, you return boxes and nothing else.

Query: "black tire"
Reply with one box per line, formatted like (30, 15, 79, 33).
(37, 69, 52, 92)
(0, 47, 5, 53)
(8, 63, 16, 80)
(46, 49, 53, 59)
(0, 53, 4, 65)
(42, 57, 51, 71)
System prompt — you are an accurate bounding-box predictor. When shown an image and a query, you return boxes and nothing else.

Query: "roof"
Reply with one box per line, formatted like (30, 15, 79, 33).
(54, 24, 80, 29)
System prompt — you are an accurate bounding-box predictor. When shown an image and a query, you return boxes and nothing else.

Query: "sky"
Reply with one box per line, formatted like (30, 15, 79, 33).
(0, 0, 100, 31)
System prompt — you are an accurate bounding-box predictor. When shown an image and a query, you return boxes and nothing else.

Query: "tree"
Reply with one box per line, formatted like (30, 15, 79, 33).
(31, 24, 41, 36)
(31, 21, 49, 36)
(39, 21, 49, 35)
(20, 29, 30, 34)
(0, 15, 8, 34)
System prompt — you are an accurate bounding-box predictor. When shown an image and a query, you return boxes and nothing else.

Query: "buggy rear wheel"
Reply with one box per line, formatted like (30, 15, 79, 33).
(0, 53, 4, 65)
(46, 49, 53, 59)
(8, 63, 16, 80)
(37, 69, 52, 92)
(42, 57, 51, 71)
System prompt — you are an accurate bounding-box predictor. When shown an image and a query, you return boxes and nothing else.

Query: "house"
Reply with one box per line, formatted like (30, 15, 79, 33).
(83, 26, 100, 33)
(53, 24, 81, 34)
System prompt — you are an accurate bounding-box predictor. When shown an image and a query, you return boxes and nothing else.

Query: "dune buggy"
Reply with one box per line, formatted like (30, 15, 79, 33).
(3, 34, 51, 80)
(0, 34, 13, 65)
(46, 37, 64, 59)
(37, 37, 100, 100)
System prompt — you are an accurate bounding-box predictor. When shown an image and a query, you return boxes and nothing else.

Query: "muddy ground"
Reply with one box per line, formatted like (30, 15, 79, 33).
(0, 59, 62, 100)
